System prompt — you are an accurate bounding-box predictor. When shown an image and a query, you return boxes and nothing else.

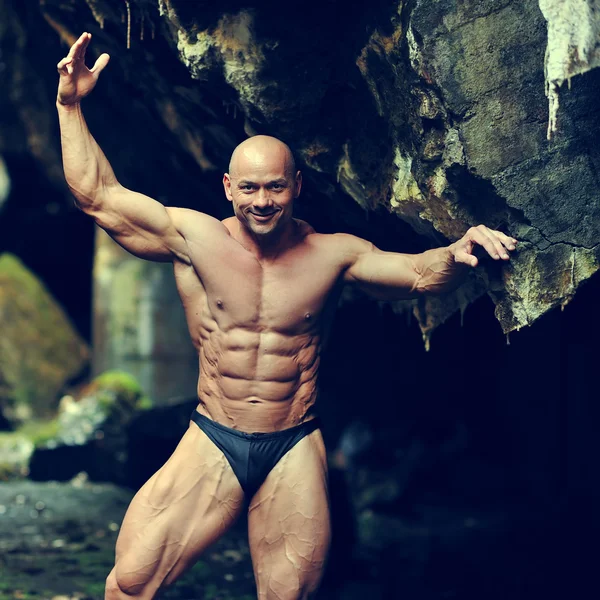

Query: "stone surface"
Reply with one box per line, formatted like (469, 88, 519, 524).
(0, 419, 59, 480)
(28, 370, 153, 484)
(93, 229, 198, 404)
(0, 0, 599, 342)
(0, 253, 89, 426)
(405, 0, 600, 335)
(539, 0, 600, 138)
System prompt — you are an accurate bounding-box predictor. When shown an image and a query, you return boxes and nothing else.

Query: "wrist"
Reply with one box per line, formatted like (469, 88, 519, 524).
(56, 98, 81, 111)
(447, 243, 470, 272)
(447, 242, 459, 261)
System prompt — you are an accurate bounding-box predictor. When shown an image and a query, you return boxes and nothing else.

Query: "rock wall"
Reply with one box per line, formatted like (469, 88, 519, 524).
(1, 0, 599, 348)
(93, 228, 198, 403)
(540, 0, 600, 137)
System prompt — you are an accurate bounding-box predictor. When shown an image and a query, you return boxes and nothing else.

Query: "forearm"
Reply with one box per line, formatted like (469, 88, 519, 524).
(346, 227, 515, 299)
(56, 100, 118, 209)
(412, 243, 469, 295)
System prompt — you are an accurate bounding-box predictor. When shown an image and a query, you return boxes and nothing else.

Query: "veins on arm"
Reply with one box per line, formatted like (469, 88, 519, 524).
(89, 187, 199, 264)
(340, 234, 467, 300)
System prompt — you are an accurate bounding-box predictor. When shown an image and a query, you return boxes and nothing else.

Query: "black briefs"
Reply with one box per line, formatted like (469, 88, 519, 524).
(190, 409, 321, 500)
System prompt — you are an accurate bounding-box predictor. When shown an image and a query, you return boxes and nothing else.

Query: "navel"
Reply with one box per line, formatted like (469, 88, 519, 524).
(216, 299, 224, 309)
(304, 312, 312, 321)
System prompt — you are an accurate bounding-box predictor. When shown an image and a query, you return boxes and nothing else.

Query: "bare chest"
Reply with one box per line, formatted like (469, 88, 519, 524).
(175, 237, 343, 336)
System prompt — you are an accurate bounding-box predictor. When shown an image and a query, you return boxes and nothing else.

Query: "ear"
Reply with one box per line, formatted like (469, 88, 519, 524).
(295, 170, 302, 198)
(223, 173, 233, 202)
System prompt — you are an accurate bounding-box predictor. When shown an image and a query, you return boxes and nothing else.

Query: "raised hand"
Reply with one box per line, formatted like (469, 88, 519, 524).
(451, 225, 518, 268)
(56, 32, 110, 105)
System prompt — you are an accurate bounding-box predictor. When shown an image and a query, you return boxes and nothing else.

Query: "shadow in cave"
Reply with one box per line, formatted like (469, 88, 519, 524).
(2, 151, 599, 596)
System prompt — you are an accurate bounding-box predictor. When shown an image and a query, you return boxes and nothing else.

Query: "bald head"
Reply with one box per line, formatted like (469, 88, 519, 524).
(228, 135, 296, 178)
(223, 134, 302, 238)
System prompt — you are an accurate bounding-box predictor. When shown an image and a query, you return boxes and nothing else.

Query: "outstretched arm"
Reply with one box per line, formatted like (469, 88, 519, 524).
(56, 32, 191, 263)
(342, 225, 518, 299)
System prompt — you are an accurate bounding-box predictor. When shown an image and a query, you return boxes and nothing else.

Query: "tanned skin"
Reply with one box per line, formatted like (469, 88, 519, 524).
(56, 33, 518, 600)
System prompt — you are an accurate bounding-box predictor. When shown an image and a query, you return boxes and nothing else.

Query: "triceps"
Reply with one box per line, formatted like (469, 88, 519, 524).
(351, 250, 421, 300)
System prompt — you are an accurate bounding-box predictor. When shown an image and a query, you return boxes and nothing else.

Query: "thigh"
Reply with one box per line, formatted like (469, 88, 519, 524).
(112, 420, 245, 596)
(247, 428, 331, 600)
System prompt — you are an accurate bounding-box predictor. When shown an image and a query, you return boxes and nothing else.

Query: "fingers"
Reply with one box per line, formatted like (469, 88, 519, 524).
(78, 32, 92, 61)
(454, 225, 519, 268)
(455, 250, 478, 268)
(58, 32, 107, 78)
(499, 231, 518, 251)
(68, 32, 91, 63)
(91, 53, 110, 76)
(57, 32, 92, 75)
(56, 56, 73, 75)
(469, 225, 517, 261)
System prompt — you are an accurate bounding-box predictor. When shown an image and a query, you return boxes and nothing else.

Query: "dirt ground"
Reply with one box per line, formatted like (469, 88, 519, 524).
(0, 479, 257, 600)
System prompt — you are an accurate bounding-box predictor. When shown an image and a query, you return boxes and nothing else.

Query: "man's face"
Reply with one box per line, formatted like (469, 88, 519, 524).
(223, 146, 301, 237)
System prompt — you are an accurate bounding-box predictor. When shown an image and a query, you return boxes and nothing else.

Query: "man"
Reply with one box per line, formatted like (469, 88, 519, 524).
(56, 32, 517, 600)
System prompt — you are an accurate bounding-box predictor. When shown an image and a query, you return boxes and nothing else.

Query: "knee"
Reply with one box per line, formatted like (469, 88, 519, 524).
(105, 568, 126, 599)
(257, 566, 322, 600)
(104, 563, 151, 599)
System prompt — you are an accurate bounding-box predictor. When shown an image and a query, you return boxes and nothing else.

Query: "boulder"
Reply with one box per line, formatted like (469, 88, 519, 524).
(0, 253, 89, 426)
(2, 371, 199, 487)
(28, 370, 152, 484)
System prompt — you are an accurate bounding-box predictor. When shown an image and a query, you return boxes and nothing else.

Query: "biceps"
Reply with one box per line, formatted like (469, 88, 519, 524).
(88, 186, 189, 263)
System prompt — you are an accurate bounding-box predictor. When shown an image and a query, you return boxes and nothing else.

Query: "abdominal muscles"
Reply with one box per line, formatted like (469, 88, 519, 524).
(196, 325, 321, 432)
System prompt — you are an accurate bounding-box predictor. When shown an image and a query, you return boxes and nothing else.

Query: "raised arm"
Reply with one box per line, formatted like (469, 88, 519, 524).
(56, 32, 190, 264)
(341, 225, 518, 299)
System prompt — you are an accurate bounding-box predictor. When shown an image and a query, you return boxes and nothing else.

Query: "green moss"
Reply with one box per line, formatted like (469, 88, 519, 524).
(0, 253, 39, 295)
(17, 419, 60, 446)
(0, 419, 62, 479)
(0, 418, 59, 447)
(0, 254, 70, 338)
(92, 370, 153, 410)
(136, 395, 153, 410)
(94, 370, 143, 394)
(0, 253, 89, 421)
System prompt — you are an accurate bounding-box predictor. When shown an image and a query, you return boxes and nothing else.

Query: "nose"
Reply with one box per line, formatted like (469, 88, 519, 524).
(253, 188, 272, 209)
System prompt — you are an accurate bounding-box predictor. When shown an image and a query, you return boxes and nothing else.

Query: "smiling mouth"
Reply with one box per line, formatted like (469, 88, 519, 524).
(249, 211, 278, 221)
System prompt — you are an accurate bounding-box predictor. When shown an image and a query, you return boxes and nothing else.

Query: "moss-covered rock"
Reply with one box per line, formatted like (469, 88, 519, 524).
(0, 419, 60, 479)
(0, 253, 90, 427)
(81, 369, 152, 412)
(27, 370, 153, 484)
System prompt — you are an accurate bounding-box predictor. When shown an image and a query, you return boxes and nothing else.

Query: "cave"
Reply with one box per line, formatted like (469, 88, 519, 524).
(1, 1, 599, 598)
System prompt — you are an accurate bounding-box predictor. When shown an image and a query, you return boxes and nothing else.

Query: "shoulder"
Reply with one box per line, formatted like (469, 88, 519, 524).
(293, 218, 316, 237)
(311, 231, 375, 253)
(306, 231, 376, 267)
(166, 207, 230, 241)
(165, 207, 225, 228)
